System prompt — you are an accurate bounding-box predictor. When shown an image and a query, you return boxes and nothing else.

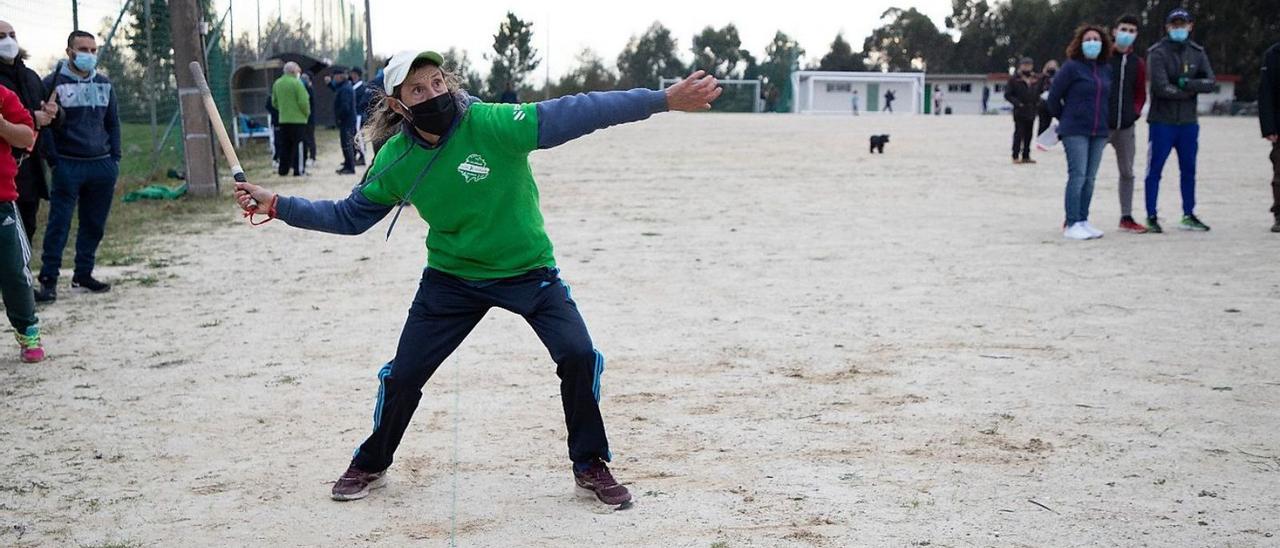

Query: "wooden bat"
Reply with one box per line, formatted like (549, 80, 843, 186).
(188, 61, 255, 209)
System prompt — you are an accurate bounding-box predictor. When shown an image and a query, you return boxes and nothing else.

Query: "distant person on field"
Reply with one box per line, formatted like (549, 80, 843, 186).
(270, 61, 310, 177)
(0, 20, 61, 244)
(850, 89, 859, 116)
(981, 85, 990, 113)
(883, 89, 895, 113)
(326, 66, 357, 175)
(1037, 59, 1059, 136)
(1107, 14, 1149, 234)
(300, 72, 317, 165)
(37, 30, 118, 302)
(500, 81, 518, 103)
(349, 67, 369, 166)
(1047, 24, 1113, 241)
(1259, 40, 1280, 232)
(265, 96, 280, 165)
(1143, 8, 1217, 233)
(933, 86, 944, 115)
(1005, 57, 1041, 164)
(0, 80, 44, 361)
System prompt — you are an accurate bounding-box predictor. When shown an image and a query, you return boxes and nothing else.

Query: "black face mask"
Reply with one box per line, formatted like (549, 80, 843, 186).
(1046, 69, 1057, 76)
(1021, 69, 1033, 76)
(402, 92, 456, 136)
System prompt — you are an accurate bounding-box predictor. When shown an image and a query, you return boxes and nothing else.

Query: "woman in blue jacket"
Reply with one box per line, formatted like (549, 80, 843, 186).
(1047, 25, 1113, 240)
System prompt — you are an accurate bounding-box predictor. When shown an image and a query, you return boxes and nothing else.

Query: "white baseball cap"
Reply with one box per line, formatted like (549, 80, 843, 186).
(383, 50, 445, 95)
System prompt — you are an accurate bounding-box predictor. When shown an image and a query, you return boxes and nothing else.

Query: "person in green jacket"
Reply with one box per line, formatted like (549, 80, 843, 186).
(270, 61, 310, 176)
(233, 50, 722, 506)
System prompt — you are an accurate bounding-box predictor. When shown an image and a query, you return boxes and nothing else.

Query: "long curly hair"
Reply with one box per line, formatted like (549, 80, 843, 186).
(1065, 24, 1113, 63)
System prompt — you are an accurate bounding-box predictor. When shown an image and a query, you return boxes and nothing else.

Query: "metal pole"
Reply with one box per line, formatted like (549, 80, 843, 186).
(72, 0, 79, 30)
(363, 0, 373, 74)
(145, 0, 156, 151)
(255, 0, 262, 60)
(544, 12, 550, 99)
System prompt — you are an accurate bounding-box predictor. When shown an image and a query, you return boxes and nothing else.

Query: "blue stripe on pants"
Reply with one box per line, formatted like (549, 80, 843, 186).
(350, 267, 614, 473)
(1144, 123, 1199, 218)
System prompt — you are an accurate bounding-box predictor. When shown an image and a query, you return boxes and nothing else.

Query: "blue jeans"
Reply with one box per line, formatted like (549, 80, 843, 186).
(40, 157, 117, 280)
(1144, 123, 1199, 218)
(1063, 135, 1108, 225)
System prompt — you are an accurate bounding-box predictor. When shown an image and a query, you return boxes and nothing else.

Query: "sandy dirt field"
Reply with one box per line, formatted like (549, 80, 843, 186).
(1, 112, 1278, 547)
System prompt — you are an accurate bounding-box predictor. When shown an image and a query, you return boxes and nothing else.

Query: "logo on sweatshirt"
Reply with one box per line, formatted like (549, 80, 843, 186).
(457, 154, 491, 183)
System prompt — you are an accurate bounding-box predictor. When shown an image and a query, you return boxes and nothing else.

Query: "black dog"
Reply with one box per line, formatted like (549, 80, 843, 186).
(869, 134, 890, 154)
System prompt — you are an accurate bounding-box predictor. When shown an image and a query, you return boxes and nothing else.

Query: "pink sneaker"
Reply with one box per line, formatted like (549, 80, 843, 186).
(16, 326, 43, 363)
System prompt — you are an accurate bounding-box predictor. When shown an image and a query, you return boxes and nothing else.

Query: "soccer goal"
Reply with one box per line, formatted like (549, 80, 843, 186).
(659, 77, 764, 113)
(790, 71, 926, 115)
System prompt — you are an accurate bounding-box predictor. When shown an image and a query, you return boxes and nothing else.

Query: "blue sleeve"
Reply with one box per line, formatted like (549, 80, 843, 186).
(274, 188, 394, 235)
(1045, 66, 1070, 118)
(535, 88, 668, 149)
(105, 83, 121, 161)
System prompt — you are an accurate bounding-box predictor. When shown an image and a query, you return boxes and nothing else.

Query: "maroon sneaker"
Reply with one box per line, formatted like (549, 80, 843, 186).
(574, 461, 632, 506)
(331, 465, 387, 501)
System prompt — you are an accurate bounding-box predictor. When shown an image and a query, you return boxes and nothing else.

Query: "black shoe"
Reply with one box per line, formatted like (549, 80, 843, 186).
(34, 276, 56, 303)
(71, 274, 111, 293)
(1272, 216, 1280, 233)
(355, 158, 366, 166)
(335, 168, 356, 175)
(1146, 216, 1164, 234)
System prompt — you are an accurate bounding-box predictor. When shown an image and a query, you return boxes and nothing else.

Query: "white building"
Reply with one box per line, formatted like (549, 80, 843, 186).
(1198, 76, 1238, 114)
(790, 71, 926, 114)
(924, 73, 1015, 115)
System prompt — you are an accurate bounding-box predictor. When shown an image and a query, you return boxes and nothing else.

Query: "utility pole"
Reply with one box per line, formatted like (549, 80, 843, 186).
(363, 0, 374, 74)
(169, 0, 217, 196)
(72, 0, 79, 29)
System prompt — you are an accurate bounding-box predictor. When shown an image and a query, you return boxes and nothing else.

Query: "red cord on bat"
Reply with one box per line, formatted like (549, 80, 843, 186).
(244, 194, 279, 226)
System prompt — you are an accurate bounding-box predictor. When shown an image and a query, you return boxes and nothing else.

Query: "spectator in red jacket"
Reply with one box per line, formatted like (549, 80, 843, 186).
(0, 84, 44, 362)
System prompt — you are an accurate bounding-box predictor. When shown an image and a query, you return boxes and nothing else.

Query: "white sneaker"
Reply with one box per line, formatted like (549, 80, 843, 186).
(1064, 222, 1094, 240)
(1081, 221, 1104, 239)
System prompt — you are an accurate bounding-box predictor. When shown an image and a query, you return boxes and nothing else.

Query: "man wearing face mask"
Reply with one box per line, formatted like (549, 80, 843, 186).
(1107, 14, 1149, 234)
(1143, 8, 1217, 233)
(1262, 40, 1280, 232)
(37, 30, 118, 302)
(325, 67, 357, 175)
(0, 21, 60, 245)
(1005, 57, 1041, 164)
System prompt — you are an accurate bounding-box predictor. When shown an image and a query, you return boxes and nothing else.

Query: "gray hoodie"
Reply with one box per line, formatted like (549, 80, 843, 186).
(1146, 37, 1217, 125)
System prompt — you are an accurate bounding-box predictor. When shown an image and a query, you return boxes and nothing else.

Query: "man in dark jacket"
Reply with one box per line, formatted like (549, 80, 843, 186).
(0, 21, 60, 243)
(1260, 41, 1280, 233)
(300, 72, 317, 165)
(1005, 57, 1041, 164)
(1142, 8, 1217, 233)
(326, 67, 357, 174)
(349, 67, 370, 166)
(1107, 14, 1149, 234)
(38, 30, 119, 301)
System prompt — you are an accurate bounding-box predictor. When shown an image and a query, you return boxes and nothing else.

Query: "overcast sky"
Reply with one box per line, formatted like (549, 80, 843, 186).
(2, 0, 954, 81)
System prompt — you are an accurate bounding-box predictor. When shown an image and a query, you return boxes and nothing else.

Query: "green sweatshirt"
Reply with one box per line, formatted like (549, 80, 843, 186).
(360, 101, 553, 279)
(271, 75, 311, 125)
